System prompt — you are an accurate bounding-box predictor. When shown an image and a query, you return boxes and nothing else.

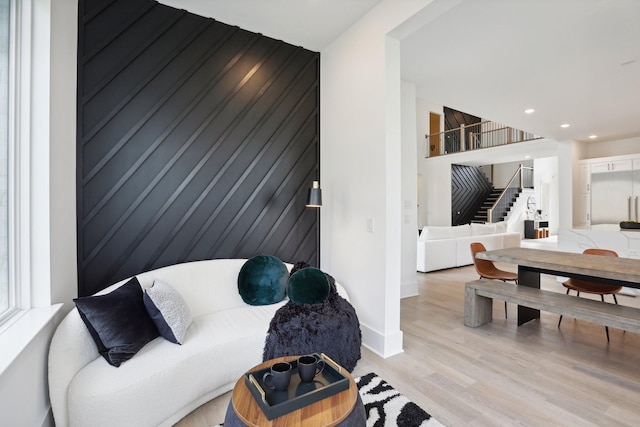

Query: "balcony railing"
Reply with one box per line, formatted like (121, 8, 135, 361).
(425, 120, 542, 157)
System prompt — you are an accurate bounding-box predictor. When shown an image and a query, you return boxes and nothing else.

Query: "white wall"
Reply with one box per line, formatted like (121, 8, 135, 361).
(0, 0, 77, 425)
(0, 305, 62, 427)
(401, 81, 417, 298)
(320, 0, 432, 357)
(584, 136, 640, 159)
(415, 98, 442, 227)
(420, 155, 452, 225)
(492, 160, 533, 188)
(421, 139, 562, 226)
(557, 141, 575, 229)
(533, 157, 559, 234)
(27, 0, 77, 310)
(49, 0, 78, 310)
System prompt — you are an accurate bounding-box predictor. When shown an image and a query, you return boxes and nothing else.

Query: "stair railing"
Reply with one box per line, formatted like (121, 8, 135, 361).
(487, 164, 533, 222)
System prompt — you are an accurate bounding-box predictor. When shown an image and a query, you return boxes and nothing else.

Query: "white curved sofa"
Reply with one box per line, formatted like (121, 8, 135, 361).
(48, 258, 349, 427)
(417, 223, 521, 272)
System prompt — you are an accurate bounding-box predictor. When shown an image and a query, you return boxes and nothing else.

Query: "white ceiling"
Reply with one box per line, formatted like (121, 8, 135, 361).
(164, 0, 640, 144)
(401, 0, 640, 144)
(158, 0, 384, 52)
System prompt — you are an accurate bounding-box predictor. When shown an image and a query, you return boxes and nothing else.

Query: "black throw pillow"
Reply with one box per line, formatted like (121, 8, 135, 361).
(74, 277, 159, 367)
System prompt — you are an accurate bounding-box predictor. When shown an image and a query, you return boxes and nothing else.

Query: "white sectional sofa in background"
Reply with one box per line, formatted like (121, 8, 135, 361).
(417, 222, 521, 272)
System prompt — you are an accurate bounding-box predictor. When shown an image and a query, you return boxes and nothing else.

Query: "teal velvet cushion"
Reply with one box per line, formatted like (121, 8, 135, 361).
(237, 255, 288, 305)
(287, 267, 330, 305)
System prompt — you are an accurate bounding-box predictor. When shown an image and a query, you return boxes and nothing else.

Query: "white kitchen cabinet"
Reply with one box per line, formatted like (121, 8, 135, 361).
(574, 155, 640, 229)
(591, 170, 633, 224)
(575, 193, 591, 228)
(578, 163, 590, 193)
(590, 159, 632, 174)
(633, 167, 640, 222)
(574, 163, 591, 228)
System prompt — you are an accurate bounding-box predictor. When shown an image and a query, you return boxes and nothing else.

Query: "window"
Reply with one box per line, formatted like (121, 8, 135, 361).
(0, 0, 11, 323)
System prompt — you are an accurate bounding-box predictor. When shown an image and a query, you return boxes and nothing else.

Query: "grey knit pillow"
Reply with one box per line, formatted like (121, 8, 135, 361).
(143, 280, 192, 344)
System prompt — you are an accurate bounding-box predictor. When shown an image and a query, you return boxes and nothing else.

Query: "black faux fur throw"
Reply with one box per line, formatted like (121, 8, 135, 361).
(262, 263, 362, 372)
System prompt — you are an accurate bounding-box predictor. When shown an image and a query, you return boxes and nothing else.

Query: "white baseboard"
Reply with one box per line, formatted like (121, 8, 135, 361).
(401, 280, 418, 298)
(360, 323, 404, 358)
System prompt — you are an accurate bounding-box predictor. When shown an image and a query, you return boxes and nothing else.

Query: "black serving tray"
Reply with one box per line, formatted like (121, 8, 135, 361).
(620, 221, 640, 229)
(244, 353, 349, 420)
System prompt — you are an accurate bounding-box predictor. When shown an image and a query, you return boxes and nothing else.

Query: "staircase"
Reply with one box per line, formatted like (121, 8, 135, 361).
(472, 188, 521, 223)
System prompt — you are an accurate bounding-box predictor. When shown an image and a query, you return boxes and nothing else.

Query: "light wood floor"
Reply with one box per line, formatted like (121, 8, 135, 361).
(176, 262, 640, 426)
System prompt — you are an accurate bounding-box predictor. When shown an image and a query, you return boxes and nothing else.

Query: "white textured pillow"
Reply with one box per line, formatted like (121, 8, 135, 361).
(494, 221, 508, 233)
(143, 280, 192, 344)
(471, 223, 497, 236)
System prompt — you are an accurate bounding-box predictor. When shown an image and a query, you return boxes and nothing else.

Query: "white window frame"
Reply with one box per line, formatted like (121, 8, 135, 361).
(0, 0, 29, 328)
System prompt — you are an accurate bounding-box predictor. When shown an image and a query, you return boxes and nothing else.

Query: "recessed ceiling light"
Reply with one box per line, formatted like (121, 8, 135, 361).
(525, 155, 531, 159)
(589, 134, 598, 139)
(524, 108, 535, 114)
(560, 123, 570, 128)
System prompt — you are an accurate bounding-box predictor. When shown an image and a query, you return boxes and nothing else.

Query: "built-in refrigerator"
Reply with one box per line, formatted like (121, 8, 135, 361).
(590, 168, 640, 226)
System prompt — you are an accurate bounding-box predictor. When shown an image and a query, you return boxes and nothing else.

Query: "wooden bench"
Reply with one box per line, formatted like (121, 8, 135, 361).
(464, 279, 640, 333)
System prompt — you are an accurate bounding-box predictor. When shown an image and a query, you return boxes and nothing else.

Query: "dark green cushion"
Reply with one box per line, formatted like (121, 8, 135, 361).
(287, 267, 330, 305)
(238, 255, 288, 305)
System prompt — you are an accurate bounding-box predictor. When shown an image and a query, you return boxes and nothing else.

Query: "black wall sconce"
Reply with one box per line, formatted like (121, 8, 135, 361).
(306, 180, 322, 207)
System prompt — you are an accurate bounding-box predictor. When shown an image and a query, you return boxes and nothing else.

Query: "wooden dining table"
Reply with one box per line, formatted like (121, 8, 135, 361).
(476, 247, 640, 325)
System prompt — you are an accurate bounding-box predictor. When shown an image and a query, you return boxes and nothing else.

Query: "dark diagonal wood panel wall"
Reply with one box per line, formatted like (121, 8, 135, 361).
(77, 0, 319, 296)
(451, 165, 492, 225)
(443, 107, 481, 131)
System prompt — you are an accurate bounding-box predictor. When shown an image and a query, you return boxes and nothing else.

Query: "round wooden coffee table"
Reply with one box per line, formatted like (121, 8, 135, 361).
(226, 355, 362, 427)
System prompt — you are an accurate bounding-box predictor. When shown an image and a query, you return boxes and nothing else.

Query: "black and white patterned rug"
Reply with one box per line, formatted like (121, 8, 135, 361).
(214, 372, 444, 426)
(355, 372, 444, 427)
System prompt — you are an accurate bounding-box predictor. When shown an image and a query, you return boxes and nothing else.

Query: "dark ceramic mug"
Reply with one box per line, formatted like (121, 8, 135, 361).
(297, 355, 325, 382)
(262, 362, 292, 391)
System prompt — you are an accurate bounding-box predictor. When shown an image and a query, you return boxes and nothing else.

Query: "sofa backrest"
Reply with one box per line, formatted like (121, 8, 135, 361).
(101, 259, 350, 318)
(419, 224, 471, 241)
(419, 222, 511, 241)
(470, 221, 508, 235)
(103, 259, 261, 318)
